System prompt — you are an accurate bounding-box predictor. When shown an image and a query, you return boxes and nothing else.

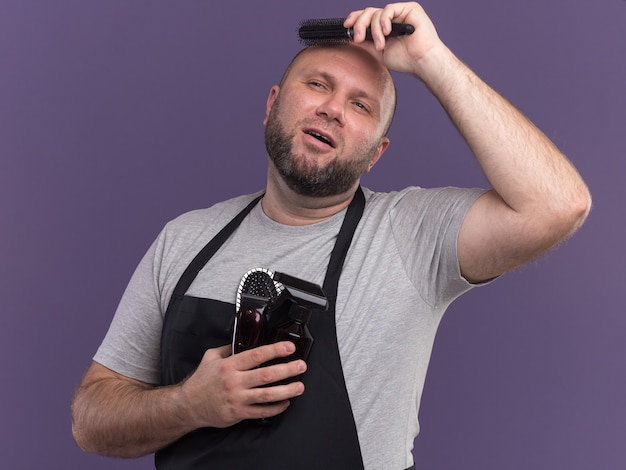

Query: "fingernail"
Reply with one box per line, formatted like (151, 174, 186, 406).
(298, 361, 307, 373)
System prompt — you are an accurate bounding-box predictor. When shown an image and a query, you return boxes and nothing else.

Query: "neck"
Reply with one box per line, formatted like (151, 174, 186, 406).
(262, 168, 359, 226)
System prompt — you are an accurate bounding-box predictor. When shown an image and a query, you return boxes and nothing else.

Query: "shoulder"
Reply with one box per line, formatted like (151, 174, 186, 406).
(362, 186, 485, 218)
(148, 191, 264, 265)
(163, 191, 264, 236)
(359, 185, 486, 249)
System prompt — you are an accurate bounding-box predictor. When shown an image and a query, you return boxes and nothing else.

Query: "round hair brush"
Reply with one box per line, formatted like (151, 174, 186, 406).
(298, 17, 414, 46)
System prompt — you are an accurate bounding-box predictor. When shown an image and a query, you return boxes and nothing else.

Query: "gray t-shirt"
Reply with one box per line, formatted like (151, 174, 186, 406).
(95, 186, 485, 469)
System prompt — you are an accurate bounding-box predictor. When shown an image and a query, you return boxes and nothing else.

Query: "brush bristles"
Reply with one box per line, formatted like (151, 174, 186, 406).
(298, 18, 353, 46)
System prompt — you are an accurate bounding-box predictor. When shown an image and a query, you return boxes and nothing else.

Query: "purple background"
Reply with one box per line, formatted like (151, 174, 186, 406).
(1, 0, 624, 468)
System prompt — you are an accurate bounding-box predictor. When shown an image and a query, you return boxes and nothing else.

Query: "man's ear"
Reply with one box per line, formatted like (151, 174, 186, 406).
(365, 137, 390, 172)
(263, 85, 280, 126)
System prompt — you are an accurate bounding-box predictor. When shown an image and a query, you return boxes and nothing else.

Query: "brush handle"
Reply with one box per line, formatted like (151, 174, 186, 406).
(357, 23, 415, 40)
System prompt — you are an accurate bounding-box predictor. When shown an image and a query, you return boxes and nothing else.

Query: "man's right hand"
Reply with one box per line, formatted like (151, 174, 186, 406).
(179, 341, 307, 428)
(71, 341, 306, 457)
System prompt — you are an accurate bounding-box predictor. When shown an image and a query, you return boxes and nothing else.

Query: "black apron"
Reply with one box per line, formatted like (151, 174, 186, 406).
(156, 188, 366, 469)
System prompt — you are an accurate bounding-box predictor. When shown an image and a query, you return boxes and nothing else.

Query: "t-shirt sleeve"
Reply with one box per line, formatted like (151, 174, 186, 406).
(388, 186, 486, 308)
(93, 233, 166, 384)
(91, 193, 262, 384)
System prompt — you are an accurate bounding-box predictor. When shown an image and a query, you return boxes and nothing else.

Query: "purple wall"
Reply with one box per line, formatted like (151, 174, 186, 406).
(2, 0, 624, 468)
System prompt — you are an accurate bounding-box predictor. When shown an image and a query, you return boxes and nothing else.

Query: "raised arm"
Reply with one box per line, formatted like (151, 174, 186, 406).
(71, 342, 305, 457)
(346, 2, 591, 282)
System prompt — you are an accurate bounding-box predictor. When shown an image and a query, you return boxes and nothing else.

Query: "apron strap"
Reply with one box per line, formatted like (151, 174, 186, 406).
(169, 193, 264, 303)
(321, 186, 365, 302)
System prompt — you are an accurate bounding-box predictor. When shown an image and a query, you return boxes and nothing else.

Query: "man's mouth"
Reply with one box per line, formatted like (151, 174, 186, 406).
(304, 130, 335, 148)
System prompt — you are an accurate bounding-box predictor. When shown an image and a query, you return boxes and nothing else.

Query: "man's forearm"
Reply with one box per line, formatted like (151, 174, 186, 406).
(72, 344, 306, 458)
(71, 371, 195, 458)
(417, 44, 590, 220)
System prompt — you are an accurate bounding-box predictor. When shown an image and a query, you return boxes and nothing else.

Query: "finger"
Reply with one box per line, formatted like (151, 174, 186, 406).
(247, 380, 306, 407)
(383, 2, 424, 28)
(202, 344, 232, 362)
(379, 4, 398, 35)
(350, 7, 379, 43)
(243, 358, 307, 389)
(247, 400, 292, 420)
(343, 10, 364, 28)
(368, 10, 387, 50)
(231, 341, 296, 371)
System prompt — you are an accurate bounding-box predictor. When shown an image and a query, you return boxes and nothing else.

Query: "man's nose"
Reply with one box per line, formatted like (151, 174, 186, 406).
(316, 94, 345, 126)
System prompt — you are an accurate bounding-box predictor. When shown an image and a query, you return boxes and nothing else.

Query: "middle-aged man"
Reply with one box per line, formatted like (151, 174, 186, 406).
(72, 3, 591, 469)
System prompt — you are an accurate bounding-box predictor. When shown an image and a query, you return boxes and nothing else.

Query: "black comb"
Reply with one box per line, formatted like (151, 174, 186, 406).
(298, 17, 414, 46)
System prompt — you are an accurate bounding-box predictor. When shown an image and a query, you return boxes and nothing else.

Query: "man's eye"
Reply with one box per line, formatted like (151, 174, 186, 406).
(353, 102, 369, 112)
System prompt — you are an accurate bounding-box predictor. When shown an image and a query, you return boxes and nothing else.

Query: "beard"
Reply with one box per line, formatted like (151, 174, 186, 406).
(264, 98, 379, 198)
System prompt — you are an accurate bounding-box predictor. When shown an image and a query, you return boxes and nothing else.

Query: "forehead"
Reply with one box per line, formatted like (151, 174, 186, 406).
(286, 46, 394, 101)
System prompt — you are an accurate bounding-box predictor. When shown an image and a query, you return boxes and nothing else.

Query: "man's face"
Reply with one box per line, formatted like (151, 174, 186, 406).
(264, 46, 393, 198)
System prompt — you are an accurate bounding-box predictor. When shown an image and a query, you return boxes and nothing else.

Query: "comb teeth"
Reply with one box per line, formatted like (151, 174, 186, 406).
(298, 18, 352, 46)
(236, 268, 283, 312)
